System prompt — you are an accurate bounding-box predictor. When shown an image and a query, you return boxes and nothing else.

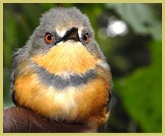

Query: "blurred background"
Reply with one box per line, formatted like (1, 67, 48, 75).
(3, 3, 162, 133)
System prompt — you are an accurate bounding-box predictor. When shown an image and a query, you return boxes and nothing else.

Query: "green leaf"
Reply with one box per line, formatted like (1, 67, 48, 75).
(115, 40, 162, 132)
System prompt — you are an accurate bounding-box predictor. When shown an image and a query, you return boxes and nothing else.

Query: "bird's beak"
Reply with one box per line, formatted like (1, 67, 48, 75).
(61, 27, 80, 42)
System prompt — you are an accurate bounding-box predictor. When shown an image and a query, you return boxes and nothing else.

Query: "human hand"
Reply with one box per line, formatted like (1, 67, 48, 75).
(3, 107, 96, 133)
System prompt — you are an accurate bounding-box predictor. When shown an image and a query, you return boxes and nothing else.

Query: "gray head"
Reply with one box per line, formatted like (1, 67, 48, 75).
(27, 7, 104, 59)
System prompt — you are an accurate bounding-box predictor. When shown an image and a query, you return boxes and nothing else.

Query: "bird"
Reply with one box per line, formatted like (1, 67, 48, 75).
(10, 7, 113, 131)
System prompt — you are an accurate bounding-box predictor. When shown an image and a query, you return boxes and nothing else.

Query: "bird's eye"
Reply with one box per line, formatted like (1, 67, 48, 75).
(82, 33, 89, 44)
(45, 33, 54, 44)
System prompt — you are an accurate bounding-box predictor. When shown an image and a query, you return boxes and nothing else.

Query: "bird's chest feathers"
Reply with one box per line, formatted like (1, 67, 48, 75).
(32, 42, 98, 74)
(15, 42, 109, 124)
(15, 73, 81, 120)
(15, 73, 109, 121)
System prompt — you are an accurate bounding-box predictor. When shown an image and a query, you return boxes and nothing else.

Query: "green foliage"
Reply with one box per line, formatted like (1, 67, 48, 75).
(105, 3, 162, 40)
(115, 41, 162, 132)
(3, 8, 18, 67)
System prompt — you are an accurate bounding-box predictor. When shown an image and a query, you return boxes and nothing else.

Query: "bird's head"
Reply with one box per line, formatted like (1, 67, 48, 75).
(28, 7, 104, 75)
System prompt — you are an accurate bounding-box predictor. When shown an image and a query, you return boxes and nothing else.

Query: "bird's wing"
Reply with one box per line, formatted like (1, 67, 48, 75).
(10, 50, 20, 105)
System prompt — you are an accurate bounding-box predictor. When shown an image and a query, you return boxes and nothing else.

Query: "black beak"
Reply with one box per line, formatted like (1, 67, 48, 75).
(61, 27, 80, 42)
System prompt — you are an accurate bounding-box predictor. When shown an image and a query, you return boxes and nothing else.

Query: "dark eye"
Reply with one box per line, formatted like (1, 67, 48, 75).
(45, 33, 54, 44)
(82, 33, 89, 44)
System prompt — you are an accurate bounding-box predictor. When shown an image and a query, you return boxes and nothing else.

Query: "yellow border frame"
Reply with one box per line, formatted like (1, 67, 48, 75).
(1, 1, 164, 135)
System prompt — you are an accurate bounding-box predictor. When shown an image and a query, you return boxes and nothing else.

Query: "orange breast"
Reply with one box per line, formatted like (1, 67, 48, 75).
(15, 41, 110, 129)
(14, 72, 110, 128)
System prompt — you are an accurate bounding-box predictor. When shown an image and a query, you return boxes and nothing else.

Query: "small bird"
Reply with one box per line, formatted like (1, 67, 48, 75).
(10, 7, 113, 130)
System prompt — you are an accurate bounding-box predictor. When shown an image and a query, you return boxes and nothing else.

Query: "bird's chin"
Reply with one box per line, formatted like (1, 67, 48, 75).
(32, 40, 99, 74)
